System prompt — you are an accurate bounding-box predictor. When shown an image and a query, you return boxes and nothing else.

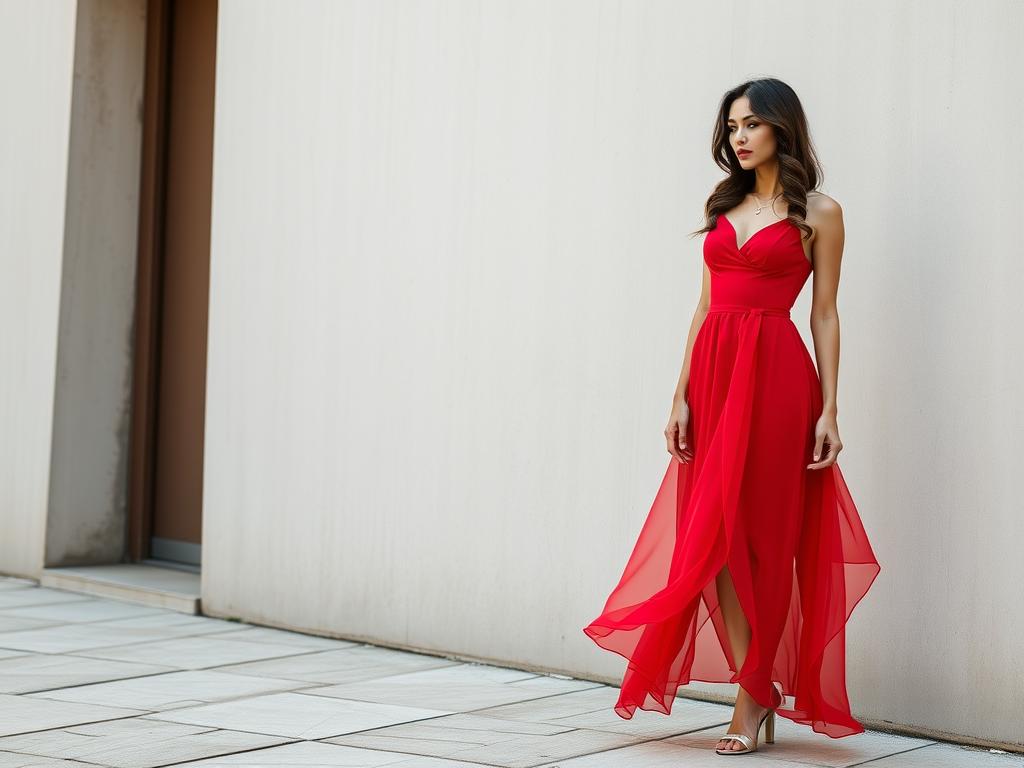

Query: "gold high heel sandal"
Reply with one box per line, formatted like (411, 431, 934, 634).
(714, 682, 783, 756)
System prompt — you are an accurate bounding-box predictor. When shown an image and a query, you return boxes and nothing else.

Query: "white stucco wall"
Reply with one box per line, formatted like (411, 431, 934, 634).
(0, 1, 78, 578)
(202, 0, 1022, 746)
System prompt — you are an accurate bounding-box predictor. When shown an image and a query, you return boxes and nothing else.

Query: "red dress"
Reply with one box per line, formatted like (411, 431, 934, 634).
(582, 213, 881, 739)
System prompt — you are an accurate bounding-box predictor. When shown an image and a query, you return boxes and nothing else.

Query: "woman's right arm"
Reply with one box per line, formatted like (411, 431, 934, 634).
(665, 262, 712, 463)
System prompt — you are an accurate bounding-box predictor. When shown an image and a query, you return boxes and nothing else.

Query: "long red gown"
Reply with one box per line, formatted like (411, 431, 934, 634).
(582, 213, 881, 739)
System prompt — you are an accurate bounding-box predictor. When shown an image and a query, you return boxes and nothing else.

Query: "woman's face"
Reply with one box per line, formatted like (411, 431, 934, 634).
(727, 95, 777, 168)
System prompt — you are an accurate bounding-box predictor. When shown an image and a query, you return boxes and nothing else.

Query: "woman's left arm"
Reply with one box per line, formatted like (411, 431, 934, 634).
(806, 197, 845, 470)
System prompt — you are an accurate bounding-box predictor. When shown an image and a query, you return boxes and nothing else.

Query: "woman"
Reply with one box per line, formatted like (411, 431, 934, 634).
(582, 78, 881, 756)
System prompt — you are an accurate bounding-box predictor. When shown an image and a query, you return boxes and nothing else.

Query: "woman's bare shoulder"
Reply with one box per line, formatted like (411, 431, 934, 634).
(805, 191, 843, 237)
(807, 191, 842, 219)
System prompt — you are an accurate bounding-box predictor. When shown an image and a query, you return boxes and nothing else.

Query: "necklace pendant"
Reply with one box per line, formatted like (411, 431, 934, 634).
(754, 207, 762, 214)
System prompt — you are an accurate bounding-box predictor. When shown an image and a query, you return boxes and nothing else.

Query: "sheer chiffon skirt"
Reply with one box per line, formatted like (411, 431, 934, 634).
(582, 309, 881, 739)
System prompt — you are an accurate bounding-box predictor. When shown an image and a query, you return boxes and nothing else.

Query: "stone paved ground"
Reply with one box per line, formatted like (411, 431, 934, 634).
(0, 576, 1019, 767)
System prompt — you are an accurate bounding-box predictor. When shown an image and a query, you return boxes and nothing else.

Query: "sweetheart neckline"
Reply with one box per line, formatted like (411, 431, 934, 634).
(720, 213, 811, 267)
(720, 213, 792, 251)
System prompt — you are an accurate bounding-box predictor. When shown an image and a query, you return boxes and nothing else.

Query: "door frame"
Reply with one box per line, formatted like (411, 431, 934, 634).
(127, 0, 171, 562)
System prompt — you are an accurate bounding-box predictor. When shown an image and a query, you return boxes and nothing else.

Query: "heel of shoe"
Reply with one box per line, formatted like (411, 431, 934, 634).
(764, 710, 775, 744)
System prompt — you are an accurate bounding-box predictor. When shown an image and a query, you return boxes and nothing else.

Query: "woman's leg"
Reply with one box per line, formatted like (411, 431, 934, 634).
(714, 564, 771, 751)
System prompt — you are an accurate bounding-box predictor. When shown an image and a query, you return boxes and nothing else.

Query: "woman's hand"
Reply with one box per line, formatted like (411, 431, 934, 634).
(665, 400, 694, 463)
(807, 412, 843, 469)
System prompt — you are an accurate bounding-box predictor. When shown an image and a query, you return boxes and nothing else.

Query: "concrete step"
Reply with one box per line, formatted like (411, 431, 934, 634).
(39, 563, 200, 614)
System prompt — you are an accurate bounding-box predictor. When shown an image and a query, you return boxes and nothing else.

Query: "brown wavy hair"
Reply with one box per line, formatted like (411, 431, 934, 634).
(691, 78, 823, 241)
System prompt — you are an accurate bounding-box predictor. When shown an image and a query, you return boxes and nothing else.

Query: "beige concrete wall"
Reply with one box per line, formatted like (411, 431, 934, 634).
(199, 0, 1021, 746)
(46, 0, 146, 566)
(0, 0, 146, 574)
(0, 1, 78, 578)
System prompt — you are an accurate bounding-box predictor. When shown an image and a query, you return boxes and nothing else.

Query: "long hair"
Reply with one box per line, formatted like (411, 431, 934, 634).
(691, 78, 824, 241)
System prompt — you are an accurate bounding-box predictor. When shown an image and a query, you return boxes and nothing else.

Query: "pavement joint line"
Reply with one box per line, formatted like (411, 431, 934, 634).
(1, 736, 306, 768)
(134, 711, 456, 745)
(0, 712, 148, 740)
(312, 704, 740, 764)
(0, 627, 258, 656)
(15, 666, 331, 697)
(153, 740, 308, 768)
(842, 741, 943, 767)
(0, 746, 110, 766)
(317, 734, 529, 767)
(63, 644, 335, 667)
(11, 667, 183, 695)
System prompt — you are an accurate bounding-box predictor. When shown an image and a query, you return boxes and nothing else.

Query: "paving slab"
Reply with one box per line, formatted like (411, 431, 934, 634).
(0, 718, 290, 767)
(27, 669, 316, 711)
(472, 686, 731, 739)
(0, 617, 58, 634)
(215, 644, 461, 685)
(0, 752, 87, 767)
(0, 621, 184, 654)
(208, 625, 357, 650)
(0, 589, 92, 611)
(303, 662, 602, 712)
(181, 740, 489, 766)
(532, 736, 820, 767)
(324, 711, 650, 768)
(666, 714, 937, 767)
(91, 611, 247, 637)
(72, 634, 321, 669)
(0, 598, 168, 624)
(145, 690, 451, 739)
(0, 653, 171, 694)
(857, 742, 1024, 766)
(0, 692, 142, 737)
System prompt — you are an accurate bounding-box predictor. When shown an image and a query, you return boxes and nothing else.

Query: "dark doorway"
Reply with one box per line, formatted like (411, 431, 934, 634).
(129, 0, 218, 570)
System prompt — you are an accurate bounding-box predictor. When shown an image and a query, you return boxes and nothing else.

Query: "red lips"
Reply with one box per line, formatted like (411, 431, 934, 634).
(737, 149, 752, 157)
